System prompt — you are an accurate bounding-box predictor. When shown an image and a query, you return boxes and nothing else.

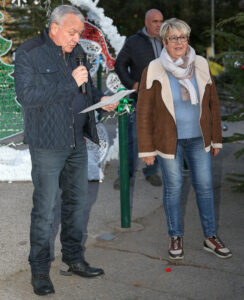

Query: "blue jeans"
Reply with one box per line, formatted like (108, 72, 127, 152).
(118, 105, 159, 177)
(157, 137, 216, 238)
(29, 140, 88, 274)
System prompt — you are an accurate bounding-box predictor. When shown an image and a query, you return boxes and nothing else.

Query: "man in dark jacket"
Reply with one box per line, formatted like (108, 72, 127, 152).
(114, 9, 163, 190)
(14, 5, 116, 296)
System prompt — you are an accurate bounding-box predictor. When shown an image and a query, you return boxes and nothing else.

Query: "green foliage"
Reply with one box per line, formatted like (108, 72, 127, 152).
(214, 12, 244, 63)
(222, 133, 244, 143)
(1, 0, 243, 58)
(214, 12, 244, 107)
(0, 0, 72, 55)
(217, 11, 244, 27)
(214, 12, 244, 193)
(99, 0, 243, 55)
(0, 11, 23, 139)
(234, 148, 244, 159)
(226, 173, 244, 192)
(0, 2, 46, 54)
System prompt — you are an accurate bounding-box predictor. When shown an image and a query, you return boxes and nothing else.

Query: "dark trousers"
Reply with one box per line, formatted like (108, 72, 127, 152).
(29, 140, 88, 274)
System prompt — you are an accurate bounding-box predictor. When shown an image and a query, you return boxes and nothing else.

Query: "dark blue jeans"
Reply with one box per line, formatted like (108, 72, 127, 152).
(118, 105, 159, 177)
(29, 140, 88, 274)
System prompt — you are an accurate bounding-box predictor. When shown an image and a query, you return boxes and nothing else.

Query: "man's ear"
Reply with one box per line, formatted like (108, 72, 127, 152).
(50, 23, 59, 36)
(144, 19, 148, 29)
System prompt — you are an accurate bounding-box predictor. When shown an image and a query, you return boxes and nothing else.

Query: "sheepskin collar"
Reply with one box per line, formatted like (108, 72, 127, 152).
(146, 55, 212, 121)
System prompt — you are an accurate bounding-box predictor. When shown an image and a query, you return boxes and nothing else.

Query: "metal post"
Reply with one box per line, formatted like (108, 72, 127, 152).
(211, 0, 215, 57)
(118, 113, 130, 228)
(97, 56, 102, 91)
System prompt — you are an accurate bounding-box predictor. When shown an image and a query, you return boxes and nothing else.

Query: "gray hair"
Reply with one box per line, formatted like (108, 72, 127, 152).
(49, 5, 84, 28)
(160, 18, 191, 41)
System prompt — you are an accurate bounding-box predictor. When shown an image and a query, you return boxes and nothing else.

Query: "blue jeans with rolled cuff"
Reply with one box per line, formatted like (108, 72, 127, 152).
(29, 140, 88, 275)
(157, 137, 216, 238)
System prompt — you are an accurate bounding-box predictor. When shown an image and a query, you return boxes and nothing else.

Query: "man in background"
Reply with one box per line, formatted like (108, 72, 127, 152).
(114, 9, 163, 190)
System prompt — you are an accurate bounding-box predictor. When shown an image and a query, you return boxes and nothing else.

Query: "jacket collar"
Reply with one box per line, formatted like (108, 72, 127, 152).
(40, 29, 86, 69)
(42, 29, 63, 54)
(136, 29, 152, 43)
(146, 55, 212, 121)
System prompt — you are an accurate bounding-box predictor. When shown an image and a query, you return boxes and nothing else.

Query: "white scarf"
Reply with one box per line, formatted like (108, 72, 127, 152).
(160, 46, 198, 105)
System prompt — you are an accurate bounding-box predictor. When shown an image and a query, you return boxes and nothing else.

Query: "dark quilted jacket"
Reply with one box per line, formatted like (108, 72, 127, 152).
(114, 29, 157, 95)
(14, 30, 102, 149)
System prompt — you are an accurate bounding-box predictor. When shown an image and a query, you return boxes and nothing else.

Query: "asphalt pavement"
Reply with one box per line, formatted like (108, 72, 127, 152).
(0, 119, 243, 300)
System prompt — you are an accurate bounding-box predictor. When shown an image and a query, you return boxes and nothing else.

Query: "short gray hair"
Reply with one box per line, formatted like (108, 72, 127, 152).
(160, 18, 191, 41)
(49, 5, 84, 28)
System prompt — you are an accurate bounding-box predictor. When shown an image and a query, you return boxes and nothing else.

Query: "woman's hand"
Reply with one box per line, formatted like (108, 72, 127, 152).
(211, 148, 220, 157)
(132, 82, 139, 92)
(141, 156, 155, 165)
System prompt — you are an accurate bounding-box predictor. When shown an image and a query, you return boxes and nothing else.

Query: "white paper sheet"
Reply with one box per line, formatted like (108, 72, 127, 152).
(80, 89, 135, 113)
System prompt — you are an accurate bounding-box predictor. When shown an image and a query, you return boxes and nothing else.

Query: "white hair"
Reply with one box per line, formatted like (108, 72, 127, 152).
(160, 18, 191, 41)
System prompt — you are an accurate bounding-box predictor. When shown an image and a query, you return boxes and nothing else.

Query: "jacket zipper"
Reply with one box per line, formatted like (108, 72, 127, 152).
(37, 107, 43, 137)
(62, 52, 75, 148)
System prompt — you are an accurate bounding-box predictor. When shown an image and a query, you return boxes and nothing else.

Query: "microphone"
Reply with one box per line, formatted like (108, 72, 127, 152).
(76, 53, 87, 95)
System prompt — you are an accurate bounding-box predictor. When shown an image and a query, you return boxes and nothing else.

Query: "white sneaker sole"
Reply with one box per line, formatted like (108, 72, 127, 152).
(169, 254, 184, 260)
(203, 246, 232, 259)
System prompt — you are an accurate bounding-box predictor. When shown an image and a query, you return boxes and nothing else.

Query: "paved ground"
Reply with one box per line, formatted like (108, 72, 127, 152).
(0, 118, 243, 299)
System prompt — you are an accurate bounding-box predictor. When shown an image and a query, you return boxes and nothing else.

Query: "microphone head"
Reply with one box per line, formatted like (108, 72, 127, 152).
(76, 53, 85, 65)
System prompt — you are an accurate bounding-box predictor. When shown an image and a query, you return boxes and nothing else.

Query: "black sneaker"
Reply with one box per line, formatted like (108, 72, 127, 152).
(169, 236, 184, 259)
(203, 236, 232, 258)
(145, 174, 162, 186)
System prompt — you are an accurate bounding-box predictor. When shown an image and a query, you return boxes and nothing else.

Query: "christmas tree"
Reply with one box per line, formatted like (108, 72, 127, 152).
(0, 11, 23, 140)
(0, 0, 70, 55)
(214, 12, 244, 192)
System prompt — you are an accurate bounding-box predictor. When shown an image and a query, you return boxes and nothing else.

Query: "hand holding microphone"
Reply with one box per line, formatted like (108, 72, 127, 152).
(72, 66, 88, 90)
(72, 53, 87, 94)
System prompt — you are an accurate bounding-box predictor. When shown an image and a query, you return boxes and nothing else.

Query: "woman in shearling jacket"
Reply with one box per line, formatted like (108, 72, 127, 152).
(137, 18, 232, 260)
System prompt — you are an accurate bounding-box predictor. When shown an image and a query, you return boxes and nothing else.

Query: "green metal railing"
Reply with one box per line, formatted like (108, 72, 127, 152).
(118, 112, 130, 227)
(116, 89, 134, 228)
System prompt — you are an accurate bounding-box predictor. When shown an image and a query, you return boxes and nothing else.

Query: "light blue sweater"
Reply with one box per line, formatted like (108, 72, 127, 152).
(167, 71, 202, 139)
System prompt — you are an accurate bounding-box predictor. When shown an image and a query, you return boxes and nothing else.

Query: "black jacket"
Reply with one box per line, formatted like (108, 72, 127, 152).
(14, 30, 102, 149)
(114, 29, 159, 95)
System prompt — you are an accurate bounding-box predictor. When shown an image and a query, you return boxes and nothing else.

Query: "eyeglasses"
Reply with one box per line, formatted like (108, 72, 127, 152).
(167, 35, 188, 43)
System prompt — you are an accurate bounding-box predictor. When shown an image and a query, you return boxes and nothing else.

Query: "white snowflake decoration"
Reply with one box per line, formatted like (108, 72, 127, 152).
(87, 122, 110, 180)
(79, 39, 101, 77)
(11, 0, 27, 6)
(80, 39, 102, 55)
(106, 73, 123, 93)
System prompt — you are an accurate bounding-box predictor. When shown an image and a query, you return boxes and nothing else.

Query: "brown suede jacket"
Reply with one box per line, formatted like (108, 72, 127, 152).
(137, 55, 222, 159)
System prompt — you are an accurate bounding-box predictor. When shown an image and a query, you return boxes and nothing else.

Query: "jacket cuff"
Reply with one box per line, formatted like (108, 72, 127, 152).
(70, 76, 80, 91)
(211, 142, 223, 149)
(138, 151, 157, 158)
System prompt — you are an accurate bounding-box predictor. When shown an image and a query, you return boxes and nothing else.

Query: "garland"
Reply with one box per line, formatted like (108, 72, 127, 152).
(68, 0, 125, 55)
